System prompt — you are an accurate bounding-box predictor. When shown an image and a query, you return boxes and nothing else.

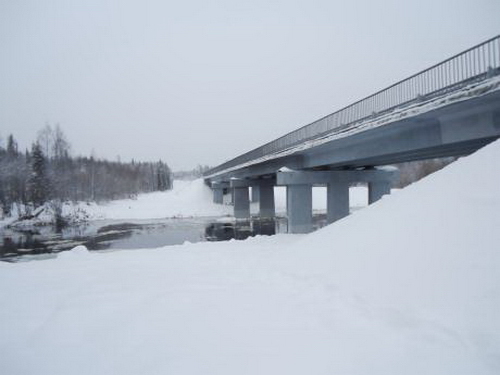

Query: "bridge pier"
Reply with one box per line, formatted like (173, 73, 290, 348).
(211, 181, 229, 204)
(277, 168, 398, 234)
(258, 184, 275, 218)
(251, 186, 260, 203)
(287, 184, 313, 233)
(368, 180, 392, 204)
(327, 182, 350, 224)
(229, 178, 276, 219)
(230, 179, 250, 219)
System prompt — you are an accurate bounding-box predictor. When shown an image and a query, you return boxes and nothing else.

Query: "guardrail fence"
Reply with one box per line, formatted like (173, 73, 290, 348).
(205, 35, 500, 177)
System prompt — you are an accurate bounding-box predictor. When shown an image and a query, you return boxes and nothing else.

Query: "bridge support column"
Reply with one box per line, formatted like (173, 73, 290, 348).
(258, 184, 275, 218)
(230, 179, 250, 219)
(233, 187, 250, 218)
(230, 178, 276, 219)
(251, 186, 260, 203)
(287, 184, 313, 234)
(211, 181, 229, 204)
(278, 168, 398, 233)
(213, 188, 223, 204)
(327, 182, 350, 224)
(368, 180, 392, 204)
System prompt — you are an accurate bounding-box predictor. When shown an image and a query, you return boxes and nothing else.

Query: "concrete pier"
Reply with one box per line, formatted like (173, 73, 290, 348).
(211, 181, 229, 204)
(230, 179, 250, 219)
(251, 186, 260, 203)
(228, 178, 276, 219)
(259, 184, 275, 218)
(368, 180, 392, 204)
(286, 184, 313, 233)
(327, 182, 350, 224)
(213, 188, 223, 204)
(277, 168, 398, 233)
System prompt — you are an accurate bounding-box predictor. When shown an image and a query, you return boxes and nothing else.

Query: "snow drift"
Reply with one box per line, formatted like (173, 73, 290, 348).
(0, 140, 499, 374)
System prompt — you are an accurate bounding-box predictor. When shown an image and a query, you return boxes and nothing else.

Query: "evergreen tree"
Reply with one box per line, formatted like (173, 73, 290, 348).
(28, 143, 50, 207)
(6, 134, 18, 158)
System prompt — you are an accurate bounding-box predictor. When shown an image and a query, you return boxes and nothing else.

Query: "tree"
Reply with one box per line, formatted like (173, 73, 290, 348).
(37, 123, 54, 159)
(52, 124, 70, 160)
(28, 143, 50, 207)
(6, 134, 18, 158)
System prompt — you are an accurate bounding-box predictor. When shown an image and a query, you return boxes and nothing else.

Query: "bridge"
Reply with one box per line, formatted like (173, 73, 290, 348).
(204, 35, 500, 233)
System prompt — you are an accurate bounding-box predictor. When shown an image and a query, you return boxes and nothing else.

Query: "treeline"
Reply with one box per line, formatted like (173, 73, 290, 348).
(0, 125, 172, 217)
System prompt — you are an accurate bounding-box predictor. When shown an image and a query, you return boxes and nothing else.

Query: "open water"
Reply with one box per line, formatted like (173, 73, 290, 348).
(0, 214, 328, 262)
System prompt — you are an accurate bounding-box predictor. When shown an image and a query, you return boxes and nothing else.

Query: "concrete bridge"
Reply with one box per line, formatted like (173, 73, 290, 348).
(204, 36, 500, 233)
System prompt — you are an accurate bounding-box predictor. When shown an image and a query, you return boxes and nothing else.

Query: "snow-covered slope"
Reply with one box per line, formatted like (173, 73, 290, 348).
(1, 141, 499, 374)
(79, 179, 234, 219)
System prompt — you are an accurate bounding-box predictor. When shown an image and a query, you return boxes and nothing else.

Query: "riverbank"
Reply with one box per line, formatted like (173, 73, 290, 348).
(1, 140, 499, 374)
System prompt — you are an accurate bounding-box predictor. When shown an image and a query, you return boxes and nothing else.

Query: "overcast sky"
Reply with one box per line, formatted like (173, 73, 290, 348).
(1, 0, 499, 170)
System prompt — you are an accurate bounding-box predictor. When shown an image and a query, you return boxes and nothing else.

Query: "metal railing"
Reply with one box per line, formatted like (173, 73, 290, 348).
(205, 35, 500, 177)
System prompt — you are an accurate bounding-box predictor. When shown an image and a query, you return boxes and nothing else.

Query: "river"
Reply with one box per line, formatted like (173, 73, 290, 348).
(1, 214, 329, 262)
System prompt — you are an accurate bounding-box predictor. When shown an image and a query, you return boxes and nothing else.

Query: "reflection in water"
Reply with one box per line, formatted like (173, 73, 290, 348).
(1, 235, 48, 257)
(1, 214, 328, 261)
(205, 218, 277, 241)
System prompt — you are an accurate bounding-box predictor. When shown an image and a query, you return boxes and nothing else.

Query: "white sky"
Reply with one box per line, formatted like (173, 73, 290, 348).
(1, 0, 499, 170)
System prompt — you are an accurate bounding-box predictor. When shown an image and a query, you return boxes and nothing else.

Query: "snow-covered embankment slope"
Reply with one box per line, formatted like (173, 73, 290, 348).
(0, 141, 499, 374)
(81, 179, 233, 219)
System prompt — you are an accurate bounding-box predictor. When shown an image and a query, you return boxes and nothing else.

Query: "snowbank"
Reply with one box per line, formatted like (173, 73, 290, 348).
(1, 141, 499, 374)
(75, 179, 234, 220)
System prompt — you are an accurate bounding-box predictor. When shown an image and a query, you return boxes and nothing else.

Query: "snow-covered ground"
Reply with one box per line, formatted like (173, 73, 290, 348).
(57, 180, 369, 221)
(1, 140, 499, 374)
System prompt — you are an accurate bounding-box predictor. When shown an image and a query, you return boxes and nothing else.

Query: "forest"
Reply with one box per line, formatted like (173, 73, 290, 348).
(0, 124, 172, 220)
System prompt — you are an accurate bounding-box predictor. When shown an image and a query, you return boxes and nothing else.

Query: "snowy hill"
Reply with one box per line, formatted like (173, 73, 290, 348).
(0, 141, 499, 374)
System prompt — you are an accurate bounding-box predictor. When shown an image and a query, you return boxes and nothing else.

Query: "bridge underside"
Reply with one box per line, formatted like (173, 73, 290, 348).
(206, 89, 500, 182)
(205, 85, 500, 233)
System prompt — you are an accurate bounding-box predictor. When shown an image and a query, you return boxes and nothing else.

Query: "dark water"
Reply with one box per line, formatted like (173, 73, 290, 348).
(0, 215, 328, 262)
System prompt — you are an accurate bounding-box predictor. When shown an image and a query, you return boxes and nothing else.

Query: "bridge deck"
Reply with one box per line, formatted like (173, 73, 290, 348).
(205, 36, 500, 183)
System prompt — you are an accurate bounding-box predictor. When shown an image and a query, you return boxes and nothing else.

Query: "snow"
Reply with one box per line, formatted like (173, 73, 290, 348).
(71, 179, 234, 220)
(1, 140, 499, 374)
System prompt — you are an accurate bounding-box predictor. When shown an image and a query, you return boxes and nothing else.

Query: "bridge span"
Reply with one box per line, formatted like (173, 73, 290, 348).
(204, 36, 500, 233)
